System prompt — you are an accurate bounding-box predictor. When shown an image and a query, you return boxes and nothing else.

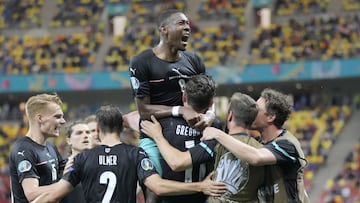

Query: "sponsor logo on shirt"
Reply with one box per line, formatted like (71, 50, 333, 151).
(141, 158, 154, 171)
(129, 67, 136, 75)
(18, 160, 32, 173)
(17, 150, 25, 157)
(139, 151, 147, 156)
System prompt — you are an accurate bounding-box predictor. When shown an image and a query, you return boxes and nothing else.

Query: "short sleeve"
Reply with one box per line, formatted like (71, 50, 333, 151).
(189, 140, 217, 165)
(13, 147, 40, 183)
(136, 148, 158, 185)
(264, 139, 298, 164)
(129, 55, 150, 98)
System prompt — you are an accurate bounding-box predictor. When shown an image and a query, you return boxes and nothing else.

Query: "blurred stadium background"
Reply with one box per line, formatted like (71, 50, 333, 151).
(0, 0, 360, 202)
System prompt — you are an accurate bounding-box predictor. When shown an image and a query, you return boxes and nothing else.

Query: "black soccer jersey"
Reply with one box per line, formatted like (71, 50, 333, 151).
(9, 136, 65, 203)
(129, 49, 205, 105)
(157, 117, 218, 203)
(62, 143, 157, 203)
(60, 183, 86, 203)
(129, 49, 206, 139)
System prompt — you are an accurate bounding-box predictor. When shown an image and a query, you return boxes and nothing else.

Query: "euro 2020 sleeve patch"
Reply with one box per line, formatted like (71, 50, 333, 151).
(141, 158, 154, 171)
(130, 77, 140, 90)
(18, 160, 32, 173)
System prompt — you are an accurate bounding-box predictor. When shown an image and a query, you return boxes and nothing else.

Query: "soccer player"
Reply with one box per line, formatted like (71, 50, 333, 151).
(9, 93, 67, 202)
(84, 115, 101, 148)
(129, 8, 215, 202)
(140, 74, 221, 203)
(129, 8, 212, 129)
(60, 120, 92, 203)
(202, 88, 310, 203)
(207, 92, 265, 203)
(30, 105, 227, 203)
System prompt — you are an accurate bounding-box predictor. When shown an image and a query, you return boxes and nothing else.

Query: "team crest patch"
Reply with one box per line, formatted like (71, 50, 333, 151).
(130, 77, 140, 90)
(18, 160, 32, 173)
(141, 158, 154, 171)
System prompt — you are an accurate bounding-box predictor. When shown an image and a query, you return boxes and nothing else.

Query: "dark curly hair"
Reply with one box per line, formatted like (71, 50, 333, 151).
(261, 88, 293, 129)
(185, 74, 216, 112)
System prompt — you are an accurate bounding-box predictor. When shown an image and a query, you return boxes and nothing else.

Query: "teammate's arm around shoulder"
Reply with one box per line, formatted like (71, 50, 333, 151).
(202, 127, 277, 166)
(143, 173, 227, 197)
(29, 180, 74, 203)
(141, 115, 193, 171)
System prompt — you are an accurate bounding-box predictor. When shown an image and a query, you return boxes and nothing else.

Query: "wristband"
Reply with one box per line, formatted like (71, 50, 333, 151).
(204, 110, 216, 123)
(172, 106, 180, 117)
(206, 110, 215, 118)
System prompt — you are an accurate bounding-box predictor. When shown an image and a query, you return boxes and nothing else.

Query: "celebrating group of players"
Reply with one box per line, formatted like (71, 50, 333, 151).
(10, 9, 309, 203)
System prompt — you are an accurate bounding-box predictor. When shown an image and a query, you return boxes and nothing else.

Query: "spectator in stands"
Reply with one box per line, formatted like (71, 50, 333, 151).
(320, 140, 360, 202)
(202, 88, 310, 202)
(9, 93, 67, 202)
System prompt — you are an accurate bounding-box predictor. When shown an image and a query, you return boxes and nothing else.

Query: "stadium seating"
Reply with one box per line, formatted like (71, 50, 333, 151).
(126, 0, 186, 25)
(342, 0, 360, 11)
(196, 0, 247, 25)
(317, 140, 360, 203)
(248, 15, 360, 64)
(274, 0, 329, 15)
(286, 104, 352, 191)
(1, 0, 44, 29)
(1, 32, 103, 74)
(51, 0, 108, 27)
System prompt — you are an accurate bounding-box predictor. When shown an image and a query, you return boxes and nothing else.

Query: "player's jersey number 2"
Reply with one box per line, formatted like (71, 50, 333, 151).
(99, 171, 117, 203)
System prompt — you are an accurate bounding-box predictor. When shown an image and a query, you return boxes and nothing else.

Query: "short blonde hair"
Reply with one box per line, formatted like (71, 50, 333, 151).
(25, 93, 63, 120)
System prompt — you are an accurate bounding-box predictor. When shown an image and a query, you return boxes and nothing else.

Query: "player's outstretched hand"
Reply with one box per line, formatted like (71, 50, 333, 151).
(201, 127, 222, 141)
(200, 172, 227, 196)
(140, 115, 163, 140)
